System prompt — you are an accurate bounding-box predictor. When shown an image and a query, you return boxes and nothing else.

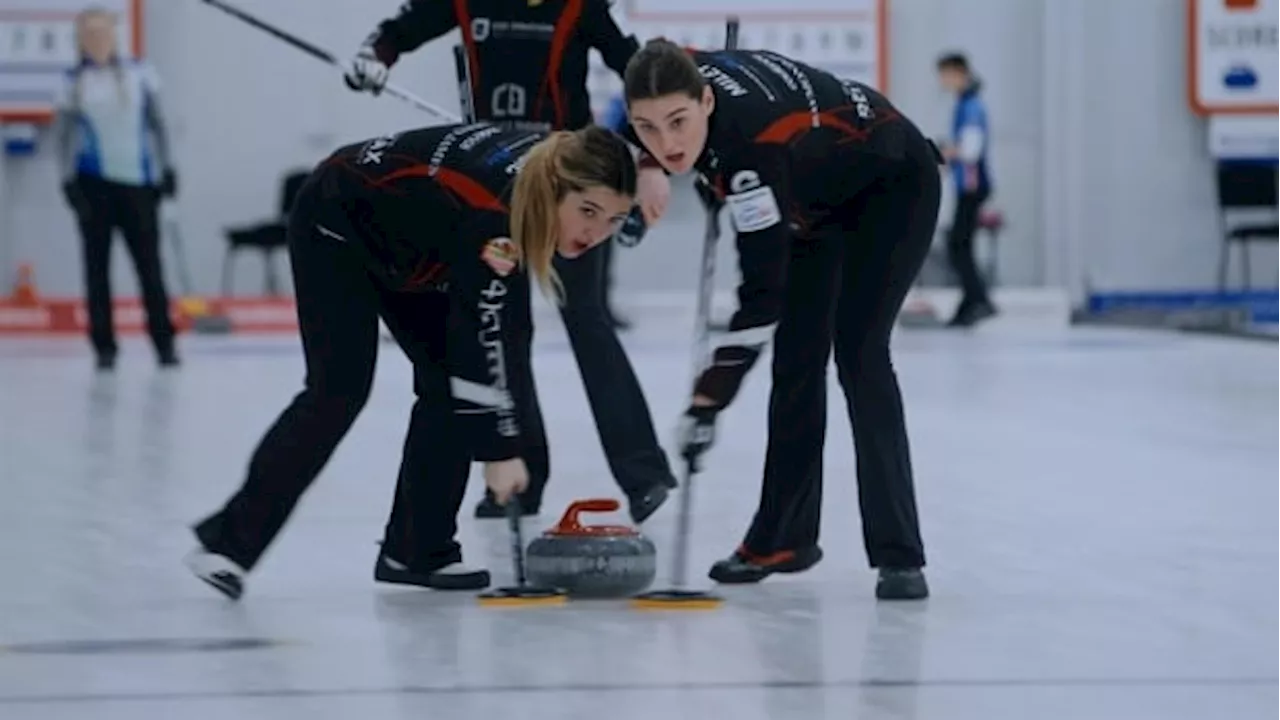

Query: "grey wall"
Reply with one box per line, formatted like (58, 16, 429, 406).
(0, 0, 1269, 301)
(1039, 0, 1269, 299)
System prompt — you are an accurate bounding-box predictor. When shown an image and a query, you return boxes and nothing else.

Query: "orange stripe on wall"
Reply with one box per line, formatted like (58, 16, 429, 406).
(132, 0, 144, 56)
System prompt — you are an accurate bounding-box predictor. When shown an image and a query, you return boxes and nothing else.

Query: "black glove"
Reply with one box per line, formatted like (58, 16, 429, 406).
(158, 169, 177, 199)
(676, 404, 718, 473)
(61, 179, 90, 218)
(615, 205, 647, 248)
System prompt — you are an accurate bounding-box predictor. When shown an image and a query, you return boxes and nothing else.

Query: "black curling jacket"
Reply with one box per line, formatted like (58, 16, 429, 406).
(626, 48, 937, 410)
(368, 0, 638, 130)
(313, 123, 551, 461)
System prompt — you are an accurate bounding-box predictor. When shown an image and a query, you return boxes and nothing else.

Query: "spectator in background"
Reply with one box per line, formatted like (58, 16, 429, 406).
(55, 6, 179, 369)
(936, 52, 996, 327)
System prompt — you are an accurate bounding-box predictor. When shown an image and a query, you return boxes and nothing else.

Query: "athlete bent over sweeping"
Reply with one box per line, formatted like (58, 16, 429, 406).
(345, 0, 679, 524)
(623, 40, 941, 600)
(185, 124, 638, 600)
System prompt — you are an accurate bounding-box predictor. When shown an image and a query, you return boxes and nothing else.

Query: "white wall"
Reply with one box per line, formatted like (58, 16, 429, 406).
(0, 0, 1271, 300)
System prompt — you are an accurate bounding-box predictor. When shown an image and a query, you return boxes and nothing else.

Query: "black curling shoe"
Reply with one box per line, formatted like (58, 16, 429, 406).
(626, 482, 672, 524)
(708, 545, 824, 584)
(374, 553, 490, 591)
(184, 547, 246, 601)
(875, 567, 929, 600)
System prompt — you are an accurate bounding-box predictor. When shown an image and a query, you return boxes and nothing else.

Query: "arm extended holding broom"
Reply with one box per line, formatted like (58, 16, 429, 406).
(198, 0, 459, 122)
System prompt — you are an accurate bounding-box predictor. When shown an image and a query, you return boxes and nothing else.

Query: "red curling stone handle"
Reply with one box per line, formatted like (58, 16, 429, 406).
(548, 498, 634, 536)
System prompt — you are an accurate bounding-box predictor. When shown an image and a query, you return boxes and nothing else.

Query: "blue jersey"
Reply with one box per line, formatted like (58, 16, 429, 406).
(950, 84, 991, 193)
(56, 57, 170, 187)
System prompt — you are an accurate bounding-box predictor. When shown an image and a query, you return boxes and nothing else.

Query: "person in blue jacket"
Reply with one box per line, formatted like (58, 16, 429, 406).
(55, 7, 179, 369)
(937, 52, 996, 327)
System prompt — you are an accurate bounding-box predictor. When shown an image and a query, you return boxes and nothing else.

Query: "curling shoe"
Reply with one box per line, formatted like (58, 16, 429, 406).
(875, 567, 929, 600)
(708, 545, 824, 584)
(947, 299, 997, 328)
(374, 552, 490, 591)
(184, 546, 246, 600)
(626, 481, 674, 524)
(157, 346, 180, 368)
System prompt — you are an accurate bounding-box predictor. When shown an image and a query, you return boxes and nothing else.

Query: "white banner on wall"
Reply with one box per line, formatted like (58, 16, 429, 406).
(0, 0, 143, 124)
(1189, 0, 1279, 114)
(589, 0, 887, 123)
(1208, 114, 1280, 159)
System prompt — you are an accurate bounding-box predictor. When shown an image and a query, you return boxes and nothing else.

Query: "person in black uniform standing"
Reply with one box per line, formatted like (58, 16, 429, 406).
(184, 124, 639, 600)
(623, 40, 940, 600)
(342, 0, 677, 525)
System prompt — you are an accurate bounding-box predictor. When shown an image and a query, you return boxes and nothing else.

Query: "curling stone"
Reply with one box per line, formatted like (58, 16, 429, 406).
(525, 499, 657, 598)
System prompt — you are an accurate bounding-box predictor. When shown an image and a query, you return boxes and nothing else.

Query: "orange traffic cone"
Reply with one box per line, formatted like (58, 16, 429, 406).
(11, 263, 38, 306)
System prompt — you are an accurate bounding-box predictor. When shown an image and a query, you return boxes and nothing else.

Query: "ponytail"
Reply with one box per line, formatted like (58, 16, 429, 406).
(509, 126, 638, 304)
(510, 132, 573, 301)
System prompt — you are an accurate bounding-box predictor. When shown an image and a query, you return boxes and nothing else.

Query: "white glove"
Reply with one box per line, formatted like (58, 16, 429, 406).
(483, 458, 529, 505)
(674, 405, 717, 473)
(343, 44, 389, 94)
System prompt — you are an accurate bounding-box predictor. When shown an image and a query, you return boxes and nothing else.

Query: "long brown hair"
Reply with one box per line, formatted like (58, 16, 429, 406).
(509, 126, 637, 301)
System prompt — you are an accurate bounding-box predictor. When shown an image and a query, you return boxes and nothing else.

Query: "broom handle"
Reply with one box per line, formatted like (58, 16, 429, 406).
(507, 500, 528, 588)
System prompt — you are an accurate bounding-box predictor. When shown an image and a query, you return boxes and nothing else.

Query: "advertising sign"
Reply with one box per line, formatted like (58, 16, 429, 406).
(1189, 0, 1279, 114)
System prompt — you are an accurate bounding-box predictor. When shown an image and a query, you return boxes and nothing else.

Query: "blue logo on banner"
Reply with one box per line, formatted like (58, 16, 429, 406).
(1222, 64, 1259, 90)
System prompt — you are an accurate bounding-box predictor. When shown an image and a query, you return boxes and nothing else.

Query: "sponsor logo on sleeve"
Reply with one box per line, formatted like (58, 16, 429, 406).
(481, 238, 519, 276)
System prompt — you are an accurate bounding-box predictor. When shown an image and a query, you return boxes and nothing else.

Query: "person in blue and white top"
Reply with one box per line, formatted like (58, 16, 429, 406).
(937, 52, 996, 327)
(54, 6, 178, 369)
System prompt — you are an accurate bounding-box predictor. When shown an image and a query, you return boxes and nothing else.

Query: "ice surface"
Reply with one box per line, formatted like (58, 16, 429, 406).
(1, 300, 1276, 719)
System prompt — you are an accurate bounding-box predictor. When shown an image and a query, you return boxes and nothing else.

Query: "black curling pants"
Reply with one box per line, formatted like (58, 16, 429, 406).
(73, 175, 175, 358)
(947, 186, 992, 309)
(740, 160, 941, 570)
(489, 238, 674, 507)
(194, 184, 540, 573)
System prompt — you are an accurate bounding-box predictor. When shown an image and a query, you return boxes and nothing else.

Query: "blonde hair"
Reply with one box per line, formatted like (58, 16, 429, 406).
(73, 6, 127, 106)
(509, 126, 638, 302)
